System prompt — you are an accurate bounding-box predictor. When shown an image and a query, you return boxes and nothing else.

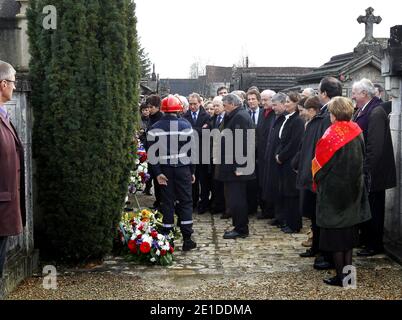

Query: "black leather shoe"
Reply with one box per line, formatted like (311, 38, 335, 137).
(269, 219, 280, 226)
(223, 230, 249, 239)
(282, 226, 300, 234)
(182, 239, 197, 251)
(197, 208, 208, 215)
(314, 258, 335, 270)
(299, 248, 317, 258)
(323, 275, 343, 287)
(356, 248, 383, 257)
(211, 208, 225, 215)
(256, 213, 268, 220)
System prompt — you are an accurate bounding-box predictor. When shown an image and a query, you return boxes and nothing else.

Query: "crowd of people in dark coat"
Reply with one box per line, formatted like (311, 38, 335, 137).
(140, 77, 396, 287)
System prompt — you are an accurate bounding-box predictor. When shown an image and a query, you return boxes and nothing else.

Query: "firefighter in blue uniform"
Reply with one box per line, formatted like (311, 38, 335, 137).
(147, 95, 197, 251)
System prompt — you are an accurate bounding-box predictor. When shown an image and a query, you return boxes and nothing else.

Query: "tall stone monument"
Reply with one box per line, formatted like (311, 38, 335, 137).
(382, 25, 402, 262)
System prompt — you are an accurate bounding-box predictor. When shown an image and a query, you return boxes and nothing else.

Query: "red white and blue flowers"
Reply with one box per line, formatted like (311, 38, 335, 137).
(119, 209, 175, 266)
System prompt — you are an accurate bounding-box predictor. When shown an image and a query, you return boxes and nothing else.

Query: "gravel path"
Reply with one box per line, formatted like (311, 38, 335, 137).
(7, 194, 402, 300)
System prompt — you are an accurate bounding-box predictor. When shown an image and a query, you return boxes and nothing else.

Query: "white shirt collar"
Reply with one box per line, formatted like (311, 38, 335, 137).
(285, 111, 296, 119)
(361, 98, 373, 112)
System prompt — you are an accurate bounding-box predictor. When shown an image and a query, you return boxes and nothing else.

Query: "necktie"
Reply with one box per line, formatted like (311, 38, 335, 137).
(192, 112, 197, 122)
(252, 111, 256, 124)
(217, 115, 222, 126)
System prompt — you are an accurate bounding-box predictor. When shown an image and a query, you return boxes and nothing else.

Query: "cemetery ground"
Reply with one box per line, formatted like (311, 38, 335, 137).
(7, 194, 402, 300)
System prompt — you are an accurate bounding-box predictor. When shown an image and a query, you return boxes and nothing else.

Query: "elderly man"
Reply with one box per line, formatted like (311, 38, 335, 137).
(256, 89, 276, 219)
(184, 93, 211, 214)
(0, 61, 26, 278)
(352, 78, 396, 256)
(215, 94, 255, 239)
(209, 96, 226, 216)
(261, 93, 287, 227)
(301, 88, 315, 98)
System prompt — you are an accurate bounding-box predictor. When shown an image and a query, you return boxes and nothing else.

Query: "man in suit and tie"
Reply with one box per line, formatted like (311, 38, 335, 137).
(209, 96, 226, 216)
(0, 61, 26, 279)
(245, 89, 262, 216)
(184, 93, 211, 214)
(352, 78, 396, 256)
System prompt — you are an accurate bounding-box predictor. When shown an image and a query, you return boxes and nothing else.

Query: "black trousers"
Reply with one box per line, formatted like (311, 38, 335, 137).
(0, 236, 8, 278)
(224, 181, 249, 234)
(159, 166, 194, 239)
(283, 196, 302, 231)
(362, 190, 386, 251)
(193, 164, 211, 210)
(211, 178, 225, 213)
(246, 178, 258, 215)
(300, 190, 319, 253)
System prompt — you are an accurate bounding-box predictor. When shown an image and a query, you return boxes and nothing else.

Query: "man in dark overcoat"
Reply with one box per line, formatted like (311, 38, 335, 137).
(261, 93, 287, 226)
(255, 90, 276, 219)
(183, 93, 211, 214)
(215, 94, 256, 239)
(352, 78, 397, 256)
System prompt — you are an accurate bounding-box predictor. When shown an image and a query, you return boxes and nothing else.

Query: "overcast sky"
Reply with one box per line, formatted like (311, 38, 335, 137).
(135, 0, 401, 79)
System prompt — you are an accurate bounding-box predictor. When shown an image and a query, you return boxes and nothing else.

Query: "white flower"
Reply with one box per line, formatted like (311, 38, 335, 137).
(156, 250, 160, 256)
(135, 159, 140, 165)
(157, 234, 164, 241)
(142, 235, 152, 245)
(158, 241, 164, 247)
(143, 168, 148, 174)
(150, 258, 156, 263)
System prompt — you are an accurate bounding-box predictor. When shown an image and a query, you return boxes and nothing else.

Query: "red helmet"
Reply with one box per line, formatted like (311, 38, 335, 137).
(161, 95, 183, 113)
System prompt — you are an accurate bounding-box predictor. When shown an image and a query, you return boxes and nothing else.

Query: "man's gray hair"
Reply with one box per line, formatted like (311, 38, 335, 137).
(0, 60, 16, 81)
(212, 95, 223, 105)
(222, 93, 242, 107)
(271, 92, 287, 104)
(189, 92, 202, 103)
(261, 89, 276, 97)
(352, 78, 376, 97)
(302, 88, 315, 97)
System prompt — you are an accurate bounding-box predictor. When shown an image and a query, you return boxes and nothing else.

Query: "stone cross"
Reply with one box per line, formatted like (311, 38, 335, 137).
(357, 7, 382, 41)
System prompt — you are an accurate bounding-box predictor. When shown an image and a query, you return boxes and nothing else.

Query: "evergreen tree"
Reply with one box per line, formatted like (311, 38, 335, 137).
(138, 40, 152, 79)
(28, 0, 140, 262)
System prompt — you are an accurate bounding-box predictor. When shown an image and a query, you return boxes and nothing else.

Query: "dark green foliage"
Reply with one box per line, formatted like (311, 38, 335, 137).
(28, 0, 140, 262)
(138, 40, 152, 79)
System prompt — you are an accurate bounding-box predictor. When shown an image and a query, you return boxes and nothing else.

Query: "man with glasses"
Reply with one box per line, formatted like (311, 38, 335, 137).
(0, 61, 26, 282)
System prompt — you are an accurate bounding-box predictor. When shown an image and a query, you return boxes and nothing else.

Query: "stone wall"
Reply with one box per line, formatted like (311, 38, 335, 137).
(0, 76, 38, 299)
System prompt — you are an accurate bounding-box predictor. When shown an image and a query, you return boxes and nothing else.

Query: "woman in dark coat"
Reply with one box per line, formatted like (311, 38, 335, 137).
(312, 97, 371, 286)
(275, 92, 305, 233)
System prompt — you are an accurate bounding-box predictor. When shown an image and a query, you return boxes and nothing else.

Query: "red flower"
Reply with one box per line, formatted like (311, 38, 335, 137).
(128, 240, 137, 253)
(140, 242, 151, 254)
(151, 231, 158, 239)
(137, 234, 142, 240)
(169, 246, 174, 254)
(160, 249, 167, 256)
(138, 225, 143, 231)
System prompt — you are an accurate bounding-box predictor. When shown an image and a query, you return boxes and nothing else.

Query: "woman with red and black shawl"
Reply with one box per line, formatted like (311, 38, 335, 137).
(312, 97, 371, 287)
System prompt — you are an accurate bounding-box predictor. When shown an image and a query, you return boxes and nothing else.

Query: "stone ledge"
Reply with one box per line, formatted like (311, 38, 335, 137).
(0, 249, 39, 299)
